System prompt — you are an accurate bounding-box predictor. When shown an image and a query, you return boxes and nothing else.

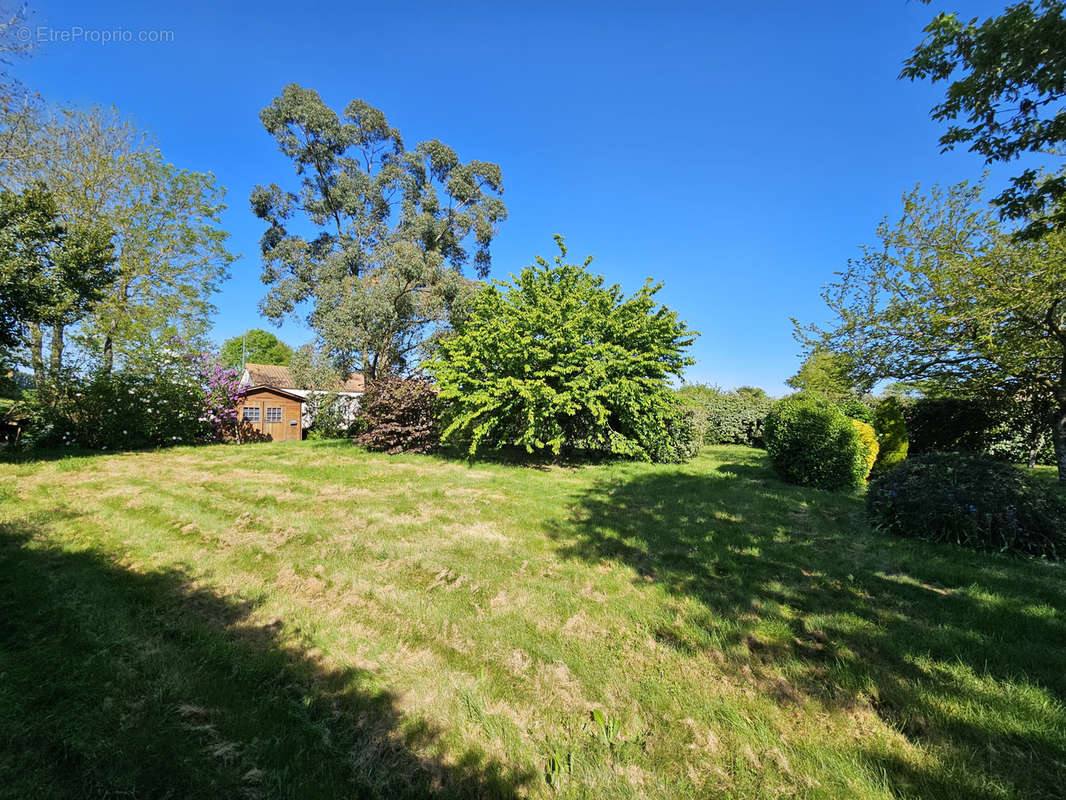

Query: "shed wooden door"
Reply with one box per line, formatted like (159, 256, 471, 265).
(240, 392, 302, 441)
(262, 400, 285, 441)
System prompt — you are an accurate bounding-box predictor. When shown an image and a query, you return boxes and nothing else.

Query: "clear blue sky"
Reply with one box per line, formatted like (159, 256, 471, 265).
(14, 0, 1012, 393)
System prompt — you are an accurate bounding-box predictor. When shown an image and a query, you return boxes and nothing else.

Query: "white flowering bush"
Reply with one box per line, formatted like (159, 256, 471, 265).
(32, 343, 242, 450)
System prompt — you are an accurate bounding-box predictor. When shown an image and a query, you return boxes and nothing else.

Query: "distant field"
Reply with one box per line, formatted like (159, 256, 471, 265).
(1, 442, 1063, 799)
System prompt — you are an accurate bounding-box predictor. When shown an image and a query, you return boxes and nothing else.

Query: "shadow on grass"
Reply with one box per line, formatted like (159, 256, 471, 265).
(0, 517, 532, 799)
(549, 452, 1066, 800)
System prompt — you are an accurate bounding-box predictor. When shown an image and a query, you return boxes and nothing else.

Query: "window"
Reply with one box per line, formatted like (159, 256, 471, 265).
(242, 407, 260, 422)
(266, 407, 283, 423)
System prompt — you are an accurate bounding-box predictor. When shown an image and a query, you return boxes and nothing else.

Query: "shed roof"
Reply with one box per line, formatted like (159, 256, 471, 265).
(243, 363, 365, 393)
(239, 385, 306, 403)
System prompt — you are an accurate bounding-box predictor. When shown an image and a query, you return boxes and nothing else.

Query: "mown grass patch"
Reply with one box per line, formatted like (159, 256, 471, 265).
(0, 442, 1062, 798)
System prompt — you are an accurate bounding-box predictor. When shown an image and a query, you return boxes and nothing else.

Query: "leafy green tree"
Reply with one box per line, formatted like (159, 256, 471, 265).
(786, 347, 865, 399)
(734, 386, 769, 401)
(250, 84, 506, 379)
(799, 180, 1066, 481)
(902, 0, 1066, 238)
(425, 237, 696, 461)
(0, 105, 234, 377)
(219, 328, 293, 369)
(0, 184, 114, 370)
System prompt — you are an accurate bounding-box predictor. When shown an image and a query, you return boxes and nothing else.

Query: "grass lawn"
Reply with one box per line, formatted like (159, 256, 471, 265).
(1, 443, 1063, 799)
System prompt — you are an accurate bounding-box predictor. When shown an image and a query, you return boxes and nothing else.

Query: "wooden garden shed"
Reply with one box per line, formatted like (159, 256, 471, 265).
(236, 385, 304, 442)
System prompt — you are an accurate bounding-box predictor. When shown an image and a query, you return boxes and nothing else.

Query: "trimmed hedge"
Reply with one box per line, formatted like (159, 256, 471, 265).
(763, 398, 869, 490)
(867, 453, 1066, 559)
(634, 400, 707, 464)
(676, 385, 773, 447)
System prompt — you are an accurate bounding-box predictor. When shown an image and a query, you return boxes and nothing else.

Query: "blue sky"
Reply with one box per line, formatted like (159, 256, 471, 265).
(13, 0, 1012, 393)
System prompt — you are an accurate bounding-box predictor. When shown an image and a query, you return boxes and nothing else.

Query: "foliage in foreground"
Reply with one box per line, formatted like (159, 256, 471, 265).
(426, 237, 697, 462)
(903, 0, 1066, 238)
(356, 374, 439, 454)
(867, 452, 1066, 560)
(763, 397, 870, 490)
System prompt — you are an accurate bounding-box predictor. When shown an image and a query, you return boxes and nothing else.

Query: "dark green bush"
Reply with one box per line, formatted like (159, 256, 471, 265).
(763, 398, 868, 490)
(675, 384, 773, 447)
(903, 396, 1054, 465)
(872, 396, 909, 473)
(866, 453, 1066, 559)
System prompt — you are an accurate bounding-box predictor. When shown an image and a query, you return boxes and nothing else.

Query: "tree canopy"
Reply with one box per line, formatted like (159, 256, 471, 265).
(250, 84, 507, 379)
(903, 0, 1066, 238)
(0, 183, 114, 354)
(785, 347, 866, 399)
(425, 237, 696, 461)
(0, 105, 234, 381)
(799, 180, 1066, 479)
(219, 328, 293, 369)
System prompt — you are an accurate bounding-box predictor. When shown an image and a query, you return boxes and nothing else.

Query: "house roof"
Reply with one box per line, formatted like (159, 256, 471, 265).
(243, 363, 366, 393)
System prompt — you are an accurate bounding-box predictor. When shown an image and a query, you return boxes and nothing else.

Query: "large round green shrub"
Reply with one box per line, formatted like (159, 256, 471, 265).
(867, 453, 1065, 559)
(872, 397, 909, 473)
(763, 398, 869, 490)
(425, 239, 695, 462)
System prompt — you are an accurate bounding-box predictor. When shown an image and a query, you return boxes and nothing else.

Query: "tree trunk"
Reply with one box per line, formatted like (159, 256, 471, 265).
(27, 323, 44, 387)
(1054, 405, 1066, 483)
(48, 323, 64, 382)
(102, 332, 114, 376)
(1028, 428, 1045, 469)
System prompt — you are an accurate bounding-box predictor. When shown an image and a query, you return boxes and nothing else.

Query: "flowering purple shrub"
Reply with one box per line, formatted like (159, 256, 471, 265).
(193, 352, 243, 442)
(31, 339, 244, 450)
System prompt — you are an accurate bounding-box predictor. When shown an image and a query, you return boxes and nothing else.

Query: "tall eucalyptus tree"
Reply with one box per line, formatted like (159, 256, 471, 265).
(250, 84, 507, 379)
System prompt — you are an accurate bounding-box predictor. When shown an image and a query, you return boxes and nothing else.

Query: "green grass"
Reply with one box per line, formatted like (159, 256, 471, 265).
(0, 442, 1063, 799)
